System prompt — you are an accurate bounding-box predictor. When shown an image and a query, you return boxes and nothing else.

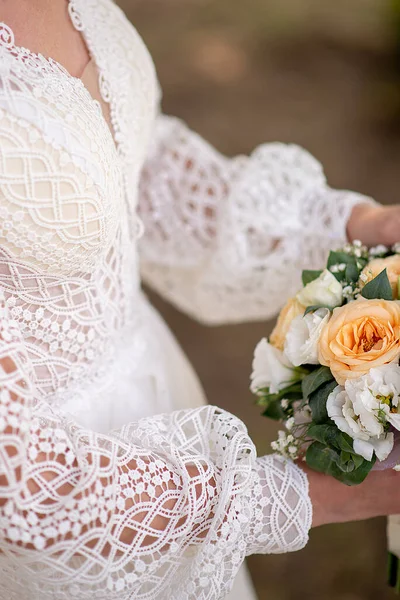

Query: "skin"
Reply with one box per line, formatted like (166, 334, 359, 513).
(0, 0, 90, 77)
(1, 0, 400, 537)
(304, 464, 400, 528)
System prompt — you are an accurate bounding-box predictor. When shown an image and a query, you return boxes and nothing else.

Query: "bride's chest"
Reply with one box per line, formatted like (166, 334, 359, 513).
(0, 0, 159, 277)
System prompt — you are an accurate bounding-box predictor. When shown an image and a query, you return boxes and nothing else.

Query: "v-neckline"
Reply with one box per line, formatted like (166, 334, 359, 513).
(80, 58, 113, 134)
(0, 0, 118, 153)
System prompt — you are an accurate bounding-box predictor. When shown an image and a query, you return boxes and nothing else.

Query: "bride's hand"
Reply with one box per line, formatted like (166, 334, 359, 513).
(347, 203, 400, 247)
(305, 464, 400, 527)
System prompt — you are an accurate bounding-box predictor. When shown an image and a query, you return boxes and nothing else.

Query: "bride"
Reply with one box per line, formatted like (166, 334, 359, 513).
(1, 1, 400, 599)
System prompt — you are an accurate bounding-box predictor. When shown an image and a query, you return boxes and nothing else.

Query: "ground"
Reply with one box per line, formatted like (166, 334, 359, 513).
(118, 2, 399, 597)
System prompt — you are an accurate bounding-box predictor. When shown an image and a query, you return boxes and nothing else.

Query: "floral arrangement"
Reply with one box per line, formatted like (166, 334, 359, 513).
(250, 241, 400, 588)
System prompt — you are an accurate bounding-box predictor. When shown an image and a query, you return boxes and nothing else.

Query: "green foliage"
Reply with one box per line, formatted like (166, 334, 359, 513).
(306, 440, 375, 485)
(344, 260, 360, 284)
(308, 379, 338, 424)
(301, 270, 322, 286)
(302, 366, 334, 400)
(301, 370, 373, 483)
(308, 423, 354, 453)
(301, 366, 337, 424)
(262, 400, 286, 420)
(327, 251, 363, 283)
(257, 381, 304, 420)
(361, 268, 393, 300)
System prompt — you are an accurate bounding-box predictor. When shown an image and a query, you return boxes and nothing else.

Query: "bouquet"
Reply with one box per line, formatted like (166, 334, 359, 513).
(250, 240, 400, 589)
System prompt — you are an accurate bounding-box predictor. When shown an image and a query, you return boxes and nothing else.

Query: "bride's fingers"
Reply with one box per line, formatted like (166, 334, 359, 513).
(347, 204, 400, 247)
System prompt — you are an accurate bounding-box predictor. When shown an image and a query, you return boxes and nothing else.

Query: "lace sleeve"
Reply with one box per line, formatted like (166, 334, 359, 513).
(0, 299, 312, 599)
(138, 115, 376, 324)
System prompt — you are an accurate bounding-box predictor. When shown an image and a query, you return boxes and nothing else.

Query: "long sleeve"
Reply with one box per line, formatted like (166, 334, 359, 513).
(0, 298, 312, 600)
(139, 115, 374, 324)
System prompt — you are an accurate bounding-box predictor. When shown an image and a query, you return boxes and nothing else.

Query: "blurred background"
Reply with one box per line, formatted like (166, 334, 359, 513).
(119, 1, 400, 598)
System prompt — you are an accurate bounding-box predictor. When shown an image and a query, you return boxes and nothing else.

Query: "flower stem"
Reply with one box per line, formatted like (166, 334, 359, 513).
(388, 552, 400, 593)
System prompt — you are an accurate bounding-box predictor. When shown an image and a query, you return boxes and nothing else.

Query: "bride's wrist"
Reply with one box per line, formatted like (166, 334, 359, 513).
(305, 466, 373, 528)
(306, 466, 400, 528)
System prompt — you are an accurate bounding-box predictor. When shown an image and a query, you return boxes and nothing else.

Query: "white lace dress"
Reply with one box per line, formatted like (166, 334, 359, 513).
(0, 1, 373, 599)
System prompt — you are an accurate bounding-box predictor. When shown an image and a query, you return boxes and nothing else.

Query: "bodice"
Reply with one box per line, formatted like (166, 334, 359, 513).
(0, 0, 160, 400)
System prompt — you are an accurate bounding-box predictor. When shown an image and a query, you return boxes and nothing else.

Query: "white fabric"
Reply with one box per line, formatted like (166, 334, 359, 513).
(0, 0, 373, 598)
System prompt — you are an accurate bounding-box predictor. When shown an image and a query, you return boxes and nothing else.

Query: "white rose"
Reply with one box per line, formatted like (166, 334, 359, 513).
(250, 338, 296, 394)
(297, 269, 343, 309)
(284, 308, 330, 367)
(326, 363, 400, 462)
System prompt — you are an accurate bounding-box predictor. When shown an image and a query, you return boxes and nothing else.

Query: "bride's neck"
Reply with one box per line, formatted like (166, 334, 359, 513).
(0, 0, 90, 78)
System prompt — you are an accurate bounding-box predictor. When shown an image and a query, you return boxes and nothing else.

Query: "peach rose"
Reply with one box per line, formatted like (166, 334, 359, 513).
(318, 299, 400, 385)
(270, 297, 305, 351)
(360, 255, 400, 299)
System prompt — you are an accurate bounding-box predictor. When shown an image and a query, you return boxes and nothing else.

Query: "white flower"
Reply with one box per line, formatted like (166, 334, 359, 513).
(327, 363, 400, 461)
(271, 430, 300, 460)
(297, 269, 343, 309)
(250, 338, 296, 394)
(369, 244, 389, 258)
(284, 308, 330, 367)
(285, 417, 295, 431)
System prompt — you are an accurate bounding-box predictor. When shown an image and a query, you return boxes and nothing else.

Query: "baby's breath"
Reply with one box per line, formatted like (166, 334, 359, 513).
(369, 244, 389, 258)
(271, 419, 310, 461)
(342, 240, 368, 260)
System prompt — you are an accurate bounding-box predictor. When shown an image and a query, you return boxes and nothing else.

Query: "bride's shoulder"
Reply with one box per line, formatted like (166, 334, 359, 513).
(81, 0, 150, 47)
(76, 0, 159, 98)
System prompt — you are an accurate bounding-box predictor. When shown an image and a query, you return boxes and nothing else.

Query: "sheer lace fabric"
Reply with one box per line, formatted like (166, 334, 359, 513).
(139, 116, 374, 324)
(0, 302, 311, 599)
(0, 0, 374, 598)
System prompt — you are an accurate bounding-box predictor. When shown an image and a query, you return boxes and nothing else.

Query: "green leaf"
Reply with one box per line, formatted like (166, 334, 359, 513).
(262, 402, 285, 421)
(257, 381, 304, 406)
(339, 450, 352, 464)
(337, 433, 355, 454)
(257, 381, 304, 420)
(352, 453, 364, 470)
(302, 366, 335, 400)
(307, 423, 341, 447)
(302, 270, 323, 286)
(339, 454, 376, 485)
(327, 251, 360, 282)
(327, 251, 351, 269)
(361, 269, 393, 301)
(306, 441, 376, 485)
(307, 424, 357, 456)
(308, 380, 338, 424)
(278, 381, 304, 400)
(256, 391, 279, 407)
(345, 261, 360, 284)
(306, 441, 342, 476)
(338, 453, 356, 473)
